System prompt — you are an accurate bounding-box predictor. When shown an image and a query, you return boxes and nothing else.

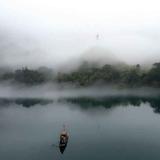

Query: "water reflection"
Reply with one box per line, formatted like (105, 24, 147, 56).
(0, 98, 53, 107)
(62, 96, 160, 114)
(0, 96, 160, 114)
(1, 96, 160, 160)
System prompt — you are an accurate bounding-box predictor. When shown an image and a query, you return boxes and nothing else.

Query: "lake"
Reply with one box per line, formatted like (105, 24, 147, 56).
(0, 95, 160, 160)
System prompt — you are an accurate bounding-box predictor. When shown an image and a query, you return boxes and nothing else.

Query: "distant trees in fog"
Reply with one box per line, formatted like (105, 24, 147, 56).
(56, 62, 160, 87)
(0, 67, 52, 85)
(0, 62, 160, 87)
(14, 68, 46, 85)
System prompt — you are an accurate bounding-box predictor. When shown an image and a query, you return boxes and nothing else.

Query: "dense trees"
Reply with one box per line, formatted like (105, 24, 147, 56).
(144, 63, 160, 87)
(0, 62, 160, 87)
(0, 67, 49, 85)
(14, 68, 46, 85)
(56, 63, 160, 87)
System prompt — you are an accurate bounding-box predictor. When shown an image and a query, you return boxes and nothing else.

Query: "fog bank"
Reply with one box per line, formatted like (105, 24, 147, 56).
(0, 83, 159, 99)
(0, 0, 160, 69)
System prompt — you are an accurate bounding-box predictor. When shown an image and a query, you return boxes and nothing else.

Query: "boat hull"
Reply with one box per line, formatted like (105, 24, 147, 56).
(59, 142, 68, 154)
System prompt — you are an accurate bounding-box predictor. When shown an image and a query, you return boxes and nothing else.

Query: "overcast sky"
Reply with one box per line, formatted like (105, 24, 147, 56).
(0, 0, 160, 68)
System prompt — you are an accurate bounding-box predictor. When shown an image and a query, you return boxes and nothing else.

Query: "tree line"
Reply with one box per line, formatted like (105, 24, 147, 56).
(0, 62, 160, 87)
(57, 62, 160, 87)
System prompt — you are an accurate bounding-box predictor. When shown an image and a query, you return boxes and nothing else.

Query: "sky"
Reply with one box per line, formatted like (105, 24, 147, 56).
(0, 0, 160, 68)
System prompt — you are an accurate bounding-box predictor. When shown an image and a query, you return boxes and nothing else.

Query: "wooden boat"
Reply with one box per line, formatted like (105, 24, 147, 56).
(59, 131, 69, 154)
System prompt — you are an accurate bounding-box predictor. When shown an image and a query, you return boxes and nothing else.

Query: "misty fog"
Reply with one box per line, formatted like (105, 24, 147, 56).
(0, 82, 159, 99)
(1, 2, 160, 160)
(0, 0, 160, 98)
(0, 0, 160, 70)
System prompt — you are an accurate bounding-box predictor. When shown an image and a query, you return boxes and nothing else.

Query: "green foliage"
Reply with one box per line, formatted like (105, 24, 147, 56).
(0, 62, 160, 87)
(1, 72, 14, 80)
(14, 67, 46, 85)
(144, 63, 160, 87)
(56, 63, 160, 87)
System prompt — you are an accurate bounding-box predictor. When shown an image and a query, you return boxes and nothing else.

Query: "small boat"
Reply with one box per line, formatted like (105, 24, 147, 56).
(59, 130, 69, 154)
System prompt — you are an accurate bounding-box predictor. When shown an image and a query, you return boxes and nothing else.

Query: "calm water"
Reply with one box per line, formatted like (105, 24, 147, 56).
(1, 96, 160, 160)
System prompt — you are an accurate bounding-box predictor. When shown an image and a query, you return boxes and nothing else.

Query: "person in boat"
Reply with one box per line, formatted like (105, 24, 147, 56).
(59, 131, 69, 146)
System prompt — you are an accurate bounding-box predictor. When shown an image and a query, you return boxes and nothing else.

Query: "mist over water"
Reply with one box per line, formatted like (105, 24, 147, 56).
(0, 82, 159, 99)
(0, 1, 160, 160)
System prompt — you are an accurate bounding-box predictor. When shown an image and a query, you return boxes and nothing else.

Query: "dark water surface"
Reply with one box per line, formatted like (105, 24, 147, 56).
(1, 96, 160, 160)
